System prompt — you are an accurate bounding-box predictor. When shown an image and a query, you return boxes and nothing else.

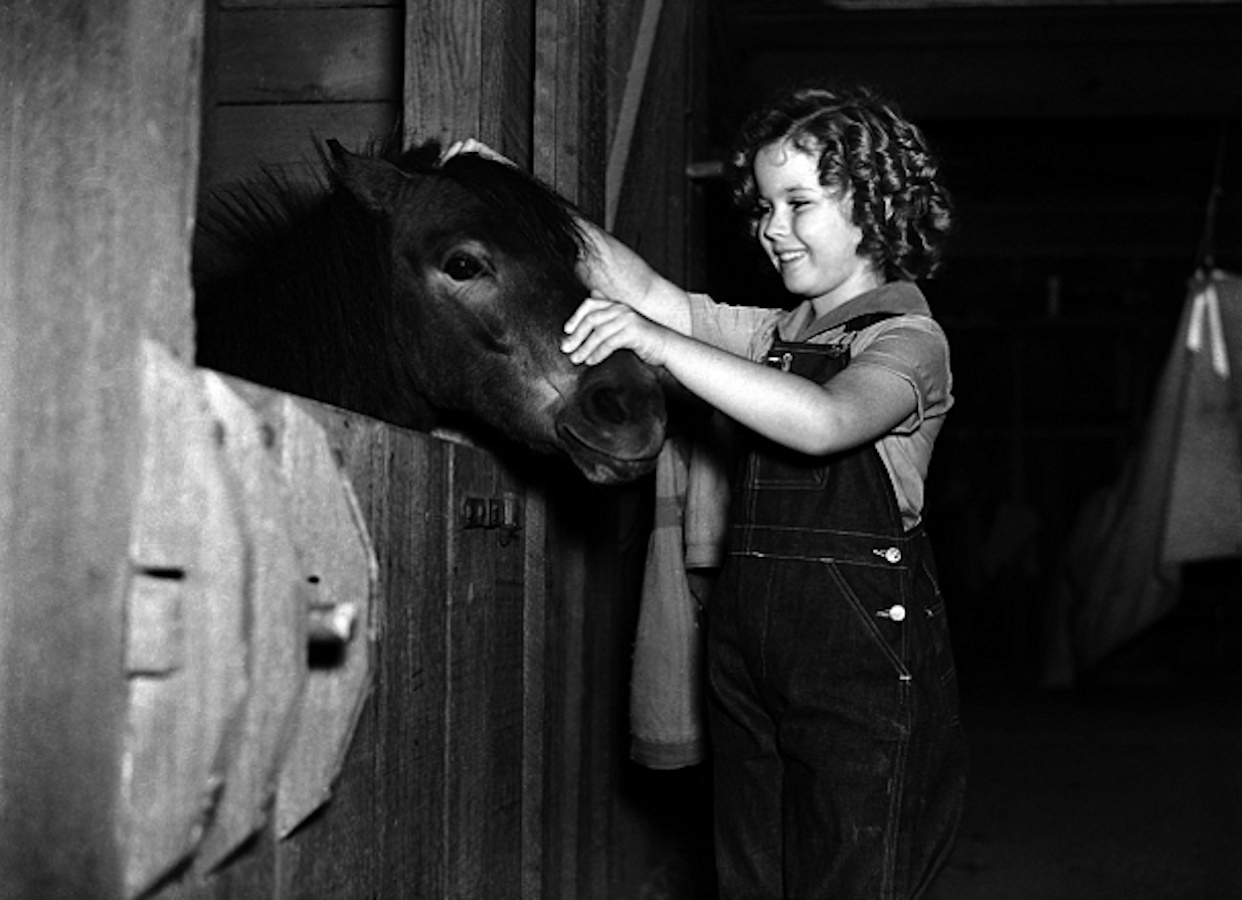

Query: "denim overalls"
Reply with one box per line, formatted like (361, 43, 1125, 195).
(706, 314, 968, 900)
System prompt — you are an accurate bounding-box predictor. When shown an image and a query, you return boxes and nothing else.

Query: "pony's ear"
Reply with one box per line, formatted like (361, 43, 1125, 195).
(327, 139, 410, 217)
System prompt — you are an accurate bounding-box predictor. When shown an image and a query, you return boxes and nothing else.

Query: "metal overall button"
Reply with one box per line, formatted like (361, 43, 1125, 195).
(877, 604, 906, 622)
(765, 347, 794, 367)
(872, 546, 902, 564)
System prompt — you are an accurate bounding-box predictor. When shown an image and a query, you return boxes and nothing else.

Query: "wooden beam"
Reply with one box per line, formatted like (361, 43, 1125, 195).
(606, 0, 664, 230)
(214, 8, 401, 104)
(0, 1, 203, 896)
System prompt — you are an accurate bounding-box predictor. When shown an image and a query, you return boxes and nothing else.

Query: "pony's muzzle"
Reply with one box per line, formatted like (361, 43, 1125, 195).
(556, 351, 666, 483)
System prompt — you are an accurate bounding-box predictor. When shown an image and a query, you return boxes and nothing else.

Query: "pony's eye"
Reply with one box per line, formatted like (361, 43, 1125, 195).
(443, 252, 486, 281)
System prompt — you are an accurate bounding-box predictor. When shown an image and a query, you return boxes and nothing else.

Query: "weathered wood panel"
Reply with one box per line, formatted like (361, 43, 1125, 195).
(404, 0, 533, 159)
(205, 103, 398, 184)
(0, 3, 203, 898)
(215, 8, 400, 103)
(201, 0, 402, 187)
(0, 0, 712, 896)
(222, 0, 385, 10)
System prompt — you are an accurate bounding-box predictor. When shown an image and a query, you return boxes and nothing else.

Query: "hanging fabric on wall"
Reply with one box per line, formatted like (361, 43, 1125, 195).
(1161, 277, 1242, 562)
(1043, 270, 1242, 686)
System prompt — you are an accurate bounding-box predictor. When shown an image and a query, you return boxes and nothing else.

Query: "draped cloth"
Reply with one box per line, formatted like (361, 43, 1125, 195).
(629, 418, 733, 768)
(1042, 270, 1242, 686)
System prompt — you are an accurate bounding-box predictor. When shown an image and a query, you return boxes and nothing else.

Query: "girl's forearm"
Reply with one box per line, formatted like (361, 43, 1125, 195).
(658, 330, 915, 457)
(659, 331, 841, 454)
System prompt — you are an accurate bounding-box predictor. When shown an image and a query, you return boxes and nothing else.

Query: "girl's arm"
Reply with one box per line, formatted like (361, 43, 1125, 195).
(573, 219, 692, 336)
(562, 297, 916, 455)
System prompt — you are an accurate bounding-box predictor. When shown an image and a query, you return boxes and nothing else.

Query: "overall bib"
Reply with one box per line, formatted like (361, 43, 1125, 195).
(707, 315, 968, 900)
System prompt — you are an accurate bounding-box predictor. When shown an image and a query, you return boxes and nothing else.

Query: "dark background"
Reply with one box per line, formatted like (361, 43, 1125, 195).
(700, 0, 1242, 683)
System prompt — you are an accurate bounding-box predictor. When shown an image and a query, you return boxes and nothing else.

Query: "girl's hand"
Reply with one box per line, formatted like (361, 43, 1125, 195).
(439, 138, 515, 168)
(562, 292, 672, 367)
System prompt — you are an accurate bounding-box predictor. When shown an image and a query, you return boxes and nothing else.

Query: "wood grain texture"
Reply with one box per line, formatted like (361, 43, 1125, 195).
(202, 102, 398, 186)
(214, 8, 401, 104)
(0, 2, 202, 897)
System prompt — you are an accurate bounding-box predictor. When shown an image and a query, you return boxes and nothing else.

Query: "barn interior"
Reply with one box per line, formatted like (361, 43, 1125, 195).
(703, 0, 1242, 683)
(154, 0, 1242, 895)
(4, 0, 1241, 897)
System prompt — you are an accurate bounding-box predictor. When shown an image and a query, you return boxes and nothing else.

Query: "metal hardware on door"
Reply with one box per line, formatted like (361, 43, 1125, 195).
(462, 491, 522, 545)
(271, 395, 377, 839)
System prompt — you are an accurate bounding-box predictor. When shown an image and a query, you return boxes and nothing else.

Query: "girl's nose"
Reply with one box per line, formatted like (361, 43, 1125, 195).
(761, 207, 788, 241)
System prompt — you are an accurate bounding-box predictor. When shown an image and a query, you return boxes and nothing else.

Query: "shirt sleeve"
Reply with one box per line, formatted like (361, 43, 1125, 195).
(686, 292, 784, 361)
(849, 315, 954, 434)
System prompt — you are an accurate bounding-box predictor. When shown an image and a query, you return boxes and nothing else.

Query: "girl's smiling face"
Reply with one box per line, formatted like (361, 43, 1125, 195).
(752, 139, 882, 314)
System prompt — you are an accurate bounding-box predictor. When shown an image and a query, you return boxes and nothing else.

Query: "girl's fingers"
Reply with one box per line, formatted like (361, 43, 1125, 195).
(562, 293, 615, 335)
(562, 307, 625, 364)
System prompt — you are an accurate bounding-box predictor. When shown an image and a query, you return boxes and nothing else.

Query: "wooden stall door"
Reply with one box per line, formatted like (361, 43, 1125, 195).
(187, 397, 546, 900)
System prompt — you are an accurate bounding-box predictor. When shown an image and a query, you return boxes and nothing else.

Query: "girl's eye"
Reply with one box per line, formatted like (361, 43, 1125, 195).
(444, 252, 485, 281)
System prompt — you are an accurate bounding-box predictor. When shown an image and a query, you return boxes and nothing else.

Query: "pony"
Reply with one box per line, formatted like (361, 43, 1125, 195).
(192, 138, 666, 484)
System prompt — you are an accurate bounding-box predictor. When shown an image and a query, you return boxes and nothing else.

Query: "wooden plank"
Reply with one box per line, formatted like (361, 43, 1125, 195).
(202, 101, 397, 186)
(0, 2, 202, 897)
(405, 0, 489, 146)
(519, 482, 549, 900)
(404, 0, 532, 159)
(271, 406, 388, 898)
(610, 0, 693, 285)
(529, 2, 610, 894)
(370, 429, 450, 897)
(605, 0, 663, 230)
(214, 8, 401, 104)
(539, 480, 591, 900)
(223, 0, 393, 7)
(442, 445, 528, 897)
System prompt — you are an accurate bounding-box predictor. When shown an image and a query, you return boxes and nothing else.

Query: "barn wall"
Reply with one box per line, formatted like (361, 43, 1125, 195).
(192, 1, 711, 898)
(201, 0, 403, 187)
(0, 2, 203, 896)
(0, 0, 710, 896)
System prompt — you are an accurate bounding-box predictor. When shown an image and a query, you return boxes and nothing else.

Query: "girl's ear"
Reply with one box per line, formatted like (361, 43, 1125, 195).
(327, 139, 412, 217)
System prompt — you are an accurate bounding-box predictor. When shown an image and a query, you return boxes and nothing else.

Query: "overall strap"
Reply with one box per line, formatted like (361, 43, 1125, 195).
(765, 311, 901, 375)
(840, 311, 900, 333)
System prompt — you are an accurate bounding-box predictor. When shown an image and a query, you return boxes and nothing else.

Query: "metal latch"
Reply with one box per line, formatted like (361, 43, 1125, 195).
(462, 491, 521, 544)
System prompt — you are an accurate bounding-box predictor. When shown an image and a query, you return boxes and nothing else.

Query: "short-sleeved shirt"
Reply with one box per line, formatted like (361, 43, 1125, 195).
(687, 281, 953, 530)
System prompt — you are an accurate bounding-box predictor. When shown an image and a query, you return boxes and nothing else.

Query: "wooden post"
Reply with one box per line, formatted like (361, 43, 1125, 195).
(405, 0, 533, 162)
(0, 2, 202, 897)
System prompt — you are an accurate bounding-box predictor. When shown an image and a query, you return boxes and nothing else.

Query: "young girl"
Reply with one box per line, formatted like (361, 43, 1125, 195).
(561, 82, 968, 899)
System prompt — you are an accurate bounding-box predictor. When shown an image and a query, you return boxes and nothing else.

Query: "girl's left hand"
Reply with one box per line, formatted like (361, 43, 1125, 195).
(440, 137, 515, 168)
(562, 292, 671, 367)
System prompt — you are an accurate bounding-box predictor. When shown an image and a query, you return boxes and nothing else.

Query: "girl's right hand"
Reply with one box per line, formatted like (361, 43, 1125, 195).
(561, 292, 672, 368)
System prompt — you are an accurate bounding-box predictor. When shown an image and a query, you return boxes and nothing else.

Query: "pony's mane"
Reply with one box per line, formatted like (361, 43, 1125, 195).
(435, 149, 587, 287)
(192, 135, 589, 431)
(194, 135, 587, 284)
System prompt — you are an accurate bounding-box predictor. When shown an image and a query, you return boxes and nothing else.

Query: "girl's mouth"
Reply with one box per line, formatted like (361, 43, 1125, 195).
(774, 248, 807, 268)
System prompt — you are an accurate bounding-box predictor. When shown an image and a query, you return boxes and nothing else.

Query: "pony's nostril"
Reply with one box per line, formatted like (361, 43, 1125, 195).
(588, 385, 630, 425)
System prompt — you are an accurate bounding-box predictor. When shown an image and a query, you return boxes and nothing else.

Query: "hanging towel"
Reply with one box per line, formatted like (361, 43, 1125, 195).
(629, 418, 733, 769)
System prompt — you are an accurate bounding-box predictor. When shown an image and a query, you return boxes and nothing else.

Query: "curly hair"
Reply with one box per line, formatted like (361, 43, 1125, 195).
(729, 82, 953, 282)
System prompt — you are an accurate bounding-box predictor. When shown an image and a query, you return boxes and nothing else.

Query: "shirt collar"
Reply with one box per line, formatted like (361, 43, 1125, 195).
(779, 282, 931, 342)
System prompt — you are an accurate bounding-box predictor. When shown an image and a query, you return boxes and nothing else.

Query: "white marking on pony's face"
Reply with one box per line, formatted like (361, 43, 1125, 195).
(537, 369, 576, 412)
